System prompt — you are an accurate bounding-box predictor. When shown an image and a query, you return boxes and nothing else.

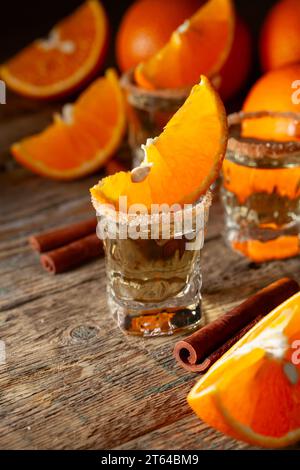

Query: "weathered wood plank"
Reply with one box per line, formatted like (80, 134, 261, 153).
(0, 165, 300, 449)
(117, 415, 253, 450)
(0, 91, 60, 169)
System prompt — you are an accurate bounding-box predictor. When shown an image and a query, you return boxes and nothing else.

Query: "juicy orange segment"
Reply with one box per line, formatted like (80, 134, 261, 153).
(134, 0, 235, 90)
(0, 0, 108, 98)
(188, 292, 300, 448)
(91, 75, 227, 209)
(11, 69, 126, 180)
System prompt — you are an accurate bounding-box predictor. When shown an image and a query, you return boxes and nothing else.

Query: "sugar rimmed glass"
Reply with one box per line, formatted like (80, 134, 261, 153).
(222, 111, 300, 262)
(94, 192, 212, 337)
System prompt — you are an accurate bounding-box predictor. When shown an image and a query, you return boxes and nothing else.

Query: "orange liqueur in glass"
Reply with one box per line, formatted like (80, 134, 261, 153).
(222, 112, 300, 262)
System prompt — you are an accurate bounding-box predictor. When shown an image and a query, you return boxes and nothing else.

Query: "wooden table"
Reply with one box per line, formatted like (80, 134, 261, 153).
(1, 95, 300, 450)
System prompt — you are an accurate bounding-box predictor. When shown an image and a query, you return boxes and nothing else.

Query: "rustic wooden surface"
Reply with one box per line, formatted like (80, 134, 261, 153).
(1, 94, 300, 450)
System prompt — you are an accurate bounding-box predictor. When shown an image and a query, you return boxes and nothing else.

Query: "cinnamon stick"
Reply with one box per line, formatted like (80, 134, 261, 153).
(29, 218, 97, 253)
(40, 234, 103, 274)
(174, 278, 299, 373)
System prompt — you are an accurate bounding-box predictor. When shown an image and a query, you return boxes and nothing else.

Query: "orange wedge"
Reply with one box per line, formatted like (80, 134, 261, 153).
(188, 292, 300, 448)
(134, 0, 234, 90)
(0, 1, 108, 99)
(12, 69, 126, 180)
(91, 75, 227, 209)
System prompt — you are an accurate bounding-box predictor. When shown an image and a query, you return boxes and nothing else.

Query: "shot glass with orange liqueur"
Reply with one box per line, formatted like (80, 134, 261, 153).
(93, 193, 211, 337)
(222, 111, 300, 262)
(91, 76, 228, 337)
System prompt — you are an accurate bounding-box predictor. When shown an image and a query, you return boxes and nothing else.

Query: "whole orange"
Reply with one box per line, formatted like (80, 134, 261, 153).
(219, 16, 252, 102)
(116, 0, 202, 72)
(242, 64, 300, 140)
(260, 0, 300, 72)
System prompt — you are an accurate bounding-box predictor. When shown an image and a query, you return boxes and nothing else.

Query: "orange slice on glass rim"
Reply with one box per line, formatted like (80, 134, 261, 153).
(188, 292, 300, 448)
(134, 0, 235, 90)
(91, 75, 227, 210)
(0, 0, 109, 99)
(11, 69, 126, 180)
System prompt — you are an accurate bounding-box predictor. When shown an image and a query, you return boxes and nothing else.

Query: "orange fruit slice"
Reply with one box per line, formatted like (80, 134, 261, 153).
(134, 0, 235, 90)
(12, 69, 126, 180)
(0, 1, 108, 99)
(188, 292, 300, 448)
(91, 75, 227, 209)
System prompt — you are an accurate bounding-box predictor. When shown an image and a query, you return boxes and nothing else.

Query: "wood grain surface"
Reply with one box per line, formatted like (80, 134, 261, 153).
(1, 95, 300, 450)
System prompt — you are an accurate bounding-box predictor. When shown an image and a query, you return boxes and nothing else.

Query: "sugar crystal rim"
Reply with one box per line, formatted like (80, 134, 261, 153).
(92, 191, 212, 229)
(227, 111, 300, 160)
(120, 68, 191, 101)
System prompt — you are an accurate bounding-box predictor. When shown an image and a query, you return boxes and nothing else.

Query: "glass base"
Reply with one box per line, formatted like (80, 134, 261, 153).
(108, 295, 202, 337)
(222, 188, 300, 262)
(225, 226, 300, 262)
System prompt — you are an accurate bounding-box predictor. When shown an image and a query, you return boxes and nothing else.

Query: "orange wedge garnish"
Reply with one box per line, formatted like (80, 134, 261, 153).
(12, 69, 126, 180)
(134, 0, 235, 90)
(0, 1, 108, 99)
(91, 75, 227, 209)
(188, 292, 300, 448)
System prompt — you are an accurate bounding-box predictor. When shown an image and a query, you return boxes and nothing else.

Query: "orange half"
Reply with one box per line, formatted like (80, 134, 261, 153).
(188, 292, 300, 448)
(91, 75, 227, 209)
(12, 69, 126, 180)
(134, 0, 235, 90)
(241, 65, 300, 141)
(0, 0, 109, 99)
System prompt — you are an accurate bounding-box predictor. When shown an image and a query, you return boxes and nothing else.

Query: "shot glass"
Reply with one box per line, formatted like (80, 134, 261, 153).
(222, 111, 300, 262)
(120, 69, 191, 167)
(93, 193, 211, 337)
